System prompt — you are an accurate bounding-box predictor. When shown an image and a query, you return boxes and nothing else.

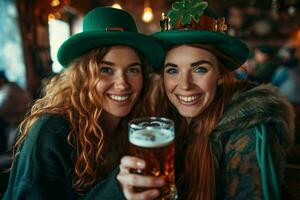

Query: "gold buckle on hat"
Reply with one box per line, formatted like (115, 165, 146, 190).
(106, 27, 125, 31)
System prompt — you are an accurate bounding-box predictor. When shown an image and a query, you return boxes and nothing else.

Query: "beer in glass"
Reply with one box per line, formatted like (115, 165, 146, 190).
(128, 117, 177, 200)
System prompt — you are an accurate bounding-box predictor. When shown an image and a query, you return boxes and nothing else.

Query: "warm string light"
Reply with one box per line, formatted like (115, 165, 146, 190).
(48, 12, 62, 21)
(48, 13, 56, 21)
(50, 0, 61, 7)
(142, 0, 153, 23)
(112, 1, 122, 9)
(46, 0, 69, 21)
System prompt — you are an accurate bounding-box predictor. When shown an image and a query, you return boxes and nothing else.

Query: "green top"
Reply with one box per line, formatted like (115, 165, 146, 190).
(210, 84, 293, 199)
(2, 114, 125, 200)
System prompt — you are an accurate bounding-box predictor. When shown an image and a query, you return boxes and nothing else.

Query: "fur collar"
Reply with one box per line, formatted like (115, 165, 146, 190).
(214, 84, 295, 149)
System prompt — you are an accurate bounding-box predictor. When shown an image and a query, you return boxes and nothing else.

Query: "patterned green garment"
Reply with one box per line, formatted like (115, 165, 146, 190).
(210, 84, 294, 199)
(174, 84, 293, 199)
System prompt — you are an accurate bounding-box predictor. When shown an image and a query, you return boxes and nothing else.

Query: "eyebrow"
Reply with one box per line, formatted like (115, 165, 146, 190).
(100, 60, 141, 67)
(100, 60, 114, 66)
(164, 63, 178, 68)
(164, 60, 213, 68)
(128, 62, 142, 67)
(191, 60, 213, 67)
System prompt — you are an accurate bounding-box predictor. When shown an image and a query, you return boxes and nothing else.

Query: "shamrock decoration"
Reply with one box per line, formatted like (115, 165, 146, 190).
(168, 0, 208, 27)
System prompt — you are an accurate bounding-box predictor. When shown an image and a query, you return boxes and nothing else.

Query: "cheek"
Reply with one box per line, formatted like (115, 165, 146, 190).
(138, 77, 143, 92)
(164, 79, 177, 103)
(203, 79, 219, 100)
(131, 75, 143, 93)
(163, 77, 174, 93)
(96, 81, 104, 95)
(96, 78, 111, 96)
(196, 75, 219, 91)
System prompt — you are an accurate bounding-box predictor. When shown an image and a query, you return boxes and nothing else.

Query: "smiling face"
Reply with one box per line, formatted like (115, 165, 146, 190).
(96, 45, 143, 117)
(163, 45, 222, 119)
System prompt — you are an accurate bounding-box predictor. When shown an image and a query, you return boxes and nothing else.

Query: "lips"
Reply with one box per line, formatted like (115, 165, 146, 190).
(176, 94, 202, 105)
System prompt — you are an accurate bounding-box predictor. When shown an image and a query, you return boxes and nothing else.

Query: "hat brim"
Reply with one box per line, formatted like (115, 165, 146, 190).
(57, 31, 165, 70)
(152, 30, 249, 71)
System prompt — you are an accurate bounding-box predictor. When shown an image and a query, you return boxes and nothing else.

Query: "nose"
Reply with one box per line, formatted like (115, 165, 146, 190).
(115, 72, 130, 91)
(178, 71, 193, 90)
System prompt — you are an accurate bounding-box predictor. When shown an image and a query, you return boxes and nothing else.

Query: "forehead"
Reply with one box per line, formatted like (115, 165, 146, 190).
(103, 45, 140, 61)
(165, 45, 218, 65)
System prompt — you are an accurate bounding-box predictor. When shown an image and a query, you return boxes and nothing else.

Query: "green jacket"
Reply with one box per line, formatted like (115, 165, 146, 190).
(211, 84, 294, 200)
(2, 114, 125, 200)
(174, 84, 294, 200)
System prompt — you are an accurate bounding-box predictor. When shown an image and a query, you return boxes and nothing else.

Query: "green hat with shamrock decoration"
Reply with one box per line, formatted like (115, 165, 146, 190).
(152, 0, 249, 71)
(58, 7, 164, 69)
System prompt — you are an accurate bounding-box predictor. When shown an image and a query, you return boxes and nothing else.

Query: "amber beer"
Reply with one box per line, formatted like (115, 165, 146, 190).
(128, 117, 177, 200)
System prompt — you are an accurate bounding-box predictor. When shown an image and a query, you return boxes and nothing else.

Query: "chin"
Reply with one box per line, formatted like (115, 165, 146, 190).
(103, 108, 131, 118)
(178, 106, 206, 118)
(178, 111, 199, 118)
(111, 111, 130, 118)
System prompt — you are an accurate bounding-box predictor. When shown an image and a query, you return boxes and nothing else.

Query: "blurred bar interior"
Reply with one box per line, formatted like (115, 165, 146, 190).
(0, 0, 300, 197)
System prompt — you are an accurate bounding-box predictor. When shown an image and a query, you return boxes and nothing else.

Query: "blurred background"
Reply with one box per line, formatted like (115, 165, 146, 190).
(0, 0, 300, 198)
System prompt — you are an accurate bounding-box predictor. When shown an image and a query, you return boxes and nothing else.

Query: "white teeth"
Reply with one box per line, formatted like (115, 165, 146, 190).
(109, 95, 130, 101)
(178, 95, 199, 102)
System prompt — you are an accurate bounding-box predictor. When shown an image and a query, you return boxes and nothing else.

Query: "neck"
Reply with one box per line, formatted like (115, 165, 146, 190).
(100, 111, 121, 134)
(185, 117, 192, 125)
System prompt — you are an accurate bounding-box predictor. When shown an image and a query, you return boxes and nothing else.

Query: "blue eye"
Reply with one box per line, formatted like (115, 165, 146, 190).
(127, 67, 141, 75)
(165, 67, 178, 75)
(193, 66, 207, 74)
(100, 67, 113, 74)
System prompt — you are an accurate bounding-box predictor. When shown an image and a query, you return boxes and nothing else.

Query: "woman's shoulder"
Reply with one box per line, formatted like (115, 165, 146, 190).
(213, 84, 294, 149)
(16, 114, 73, 167)
(31, 113, 69, 131)
(26, 113, 71, 144)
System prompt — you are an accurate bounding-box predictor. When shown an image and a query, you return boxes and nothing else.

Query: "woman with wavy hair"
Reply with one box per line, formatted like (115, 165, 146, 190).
(117, 1, 294, 200)
(2, 7, 165, 200)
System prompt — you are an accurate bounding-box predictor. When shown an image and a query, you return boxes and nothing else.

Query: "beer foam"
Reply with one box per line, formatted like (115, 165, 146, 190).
(129, 129, 174, 148)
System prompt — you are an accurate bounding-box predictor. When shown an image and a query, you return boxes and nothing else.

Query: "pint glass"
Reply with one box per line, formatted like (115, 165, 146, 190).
(128, 117, 177, 200)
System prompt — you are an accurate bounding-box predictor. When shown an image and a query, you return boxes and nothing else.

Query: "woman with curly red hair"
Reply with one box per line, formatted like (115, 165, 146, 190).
(2, 7, 164, 200)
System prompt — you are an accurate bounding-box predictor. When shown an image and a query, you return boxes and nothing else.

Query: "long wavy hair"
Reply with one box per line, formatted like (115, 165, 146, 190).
(13, 46, 152, 193)
(145, 44, 249, 200)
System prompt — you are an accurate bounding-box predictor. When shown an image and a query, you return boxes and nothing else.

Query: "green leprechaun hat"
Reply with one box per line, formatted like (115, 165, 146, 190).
(153, 0, 249, 70)
(57, 7, 164, 69)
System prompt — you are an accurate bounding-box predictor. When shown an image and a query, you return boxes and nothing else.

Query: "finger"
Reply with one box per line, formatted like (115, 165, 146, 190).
(123, 188, 160, 200)
(117, 173, 165, 188)
(119, 162, 142, 176)
(119, 164, 129, 173)
(121, 156, 146, 169)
